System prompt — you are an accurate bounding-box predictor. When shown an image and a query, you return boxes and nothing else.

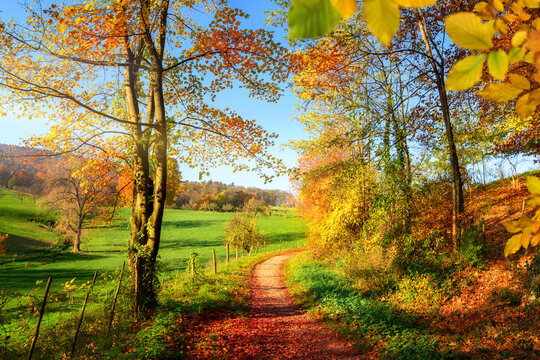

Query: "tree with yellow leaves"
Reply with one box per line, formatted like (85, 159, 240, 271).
(0, 0, 291, 315)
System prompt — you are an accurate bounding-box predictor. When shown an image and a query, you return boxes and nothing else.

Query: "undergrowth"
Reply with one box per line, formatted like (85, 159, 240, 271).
(285, 253, 464, 359)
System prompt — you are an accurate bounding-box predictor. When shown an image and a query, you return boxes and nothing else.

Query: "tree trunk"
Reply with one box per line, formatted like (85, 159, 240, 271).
(122, 28, 156, 316)
(73, 225, 81, 253)
(417, 14, 464, 249)
(125, 0, 170, 316)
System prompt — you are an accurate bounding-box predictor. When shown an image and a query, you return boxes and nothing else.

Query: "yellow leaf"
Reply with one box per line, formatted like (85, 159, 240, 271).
(394, 0, 435, 7)
(445, 12, 494, 50)
(512, 31, 528, 47)
(478, 83, 523, 102)
(474, 2, 496, 20)
(508, 73, 531, 90)
(503, 219, 522, 233)
(494, 18, 509, 35)
(519, 12, 532, 21)
(502, 13, 518, 22)
(446, 54, 486, 91)
(487, 49, 508, 80)
(363, 0, 400, 45)
(512, 1, 524, 14)
(527, 175, 540, 195)
(529, 88, 540, 104)
(505, 233, 522, 256)
(531, 232, 540, 246)
(516, 93, 536, 119)
(522, 227, 531, 249)
(524, 50, 535, 64)
(474, 2, 489, 12)
(531, 221, 540, 233)
(508, 46, 527, 64)
(525, 0, 540, 8)
(517, 215, 532, 228)
(329, 0, 357, 19)
(493, 0, 505, 11)
(526, 194, 540, 206)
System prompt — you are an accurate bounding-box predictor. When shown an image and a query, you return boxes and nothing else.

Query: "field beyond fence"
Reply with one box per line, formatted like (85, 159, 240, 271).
(0, 193, 307, 358)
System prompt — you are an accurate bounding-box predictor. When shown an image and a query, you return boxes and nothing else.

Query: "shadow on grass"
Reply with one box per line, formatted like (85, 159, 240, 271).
(265, 232, 305, 243)
(289, 260, 462, 359)
(159, 238, 224, 250)
(0, 265, 103, 293)
(4, 234, 55, 253)
(2, 247, 109, 265)
(161, 219, 221, 229)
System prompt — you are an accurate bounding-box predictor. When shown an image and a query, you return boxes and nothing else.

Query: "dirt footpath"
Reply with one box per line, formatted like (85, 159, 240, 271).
(185, 252, 359, 359)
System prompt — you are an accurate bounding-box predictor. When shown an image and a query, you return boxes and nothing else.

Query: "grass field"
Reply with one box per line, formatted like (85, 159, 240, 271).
(0, 190, 306, 291)
(0, 189, 307, 350)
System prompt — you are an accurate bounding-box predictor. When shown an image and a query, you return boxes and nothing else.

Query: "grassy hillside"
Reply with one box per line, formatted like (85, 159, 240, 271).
(0, 190, 59, 253)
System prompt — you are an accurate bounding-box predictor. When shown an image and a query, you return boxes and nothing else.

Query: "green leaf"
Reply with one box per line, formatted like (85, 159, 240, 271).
(288, 0, 342, 39)
(487, 49, 508, 80)
(445, 12, 493, 50)
(505, 233, 522, 257)
(446, 54, 486, 91)
(329, 0, 357, 19)
(527, 175, 540, 195)
(363, 0, 400, 45)
(478, 83, 523, 102)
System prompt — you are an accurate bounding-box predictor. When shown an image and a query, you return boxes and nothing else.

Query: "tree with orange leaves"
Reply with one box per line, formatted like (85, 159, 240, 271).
(0, 0, 291, 314)
(44, 156, 120, 253)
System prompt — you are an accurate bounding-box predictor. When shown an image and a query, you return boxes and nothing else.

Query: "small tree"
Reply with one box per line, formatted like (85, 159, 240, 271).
(225, 199, 269, 254)
(45, 157, 119, 253)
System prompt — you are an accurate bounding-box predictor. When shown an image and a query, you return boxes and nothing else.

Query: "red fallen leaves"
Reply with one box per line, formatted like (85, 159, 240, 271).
(179, 253, 358, 360)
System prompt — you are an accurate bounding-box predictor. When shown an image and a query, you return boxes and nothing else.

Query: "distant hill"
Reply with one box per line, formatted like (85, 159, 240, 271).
(172, 180, 294, 210)
(0, 144, 57, 189)
(0, 144, 294, 209)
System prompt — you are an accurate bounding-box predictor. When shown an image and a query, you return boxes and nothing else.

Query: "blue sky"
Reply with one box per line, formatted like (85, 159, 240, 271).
(0, 0, 304, 192)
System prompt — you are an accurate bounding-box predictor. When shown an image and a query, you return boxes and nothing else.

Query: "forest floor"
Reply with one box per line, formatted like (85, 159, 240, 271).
(182, 251, 359, 359)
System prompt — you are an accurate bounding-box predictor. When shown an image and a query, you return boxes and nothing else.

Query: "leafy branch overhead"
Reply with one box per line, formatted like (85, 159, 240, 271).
(288, 0, 435, 42)
(503, 176, 540, 257)
(444, 0, 540, 119)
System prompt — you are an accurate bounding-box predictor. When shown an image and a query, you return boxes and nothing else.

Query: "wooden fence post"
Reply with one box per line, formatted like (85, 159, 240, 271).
(71, 270, 98, 357)
(27, 277, 52, 360)
(212, 249, 217, 275)
(107, 262, 125, 334)
(235, 245, 238, 262)
(264, 241, 266, 252)
(226, 243, 230, 265)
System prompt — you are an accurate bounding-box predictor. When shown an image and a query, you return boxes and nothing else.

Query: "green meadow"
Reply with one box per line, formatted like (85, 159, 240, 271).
(0, 189, 306, 345)
(0, 190, 306, 292)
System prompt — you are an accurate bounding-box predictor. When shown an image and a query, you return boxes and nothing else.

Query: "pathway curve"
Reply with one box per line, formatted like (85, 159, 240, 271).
(185, 252, 359, 359)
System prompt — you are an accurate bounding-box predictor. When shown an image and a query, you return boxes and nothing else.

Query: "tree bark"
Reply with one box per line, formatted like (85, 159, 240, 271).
(417, 14, 464, 249)
(73, 224, 81, 253)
